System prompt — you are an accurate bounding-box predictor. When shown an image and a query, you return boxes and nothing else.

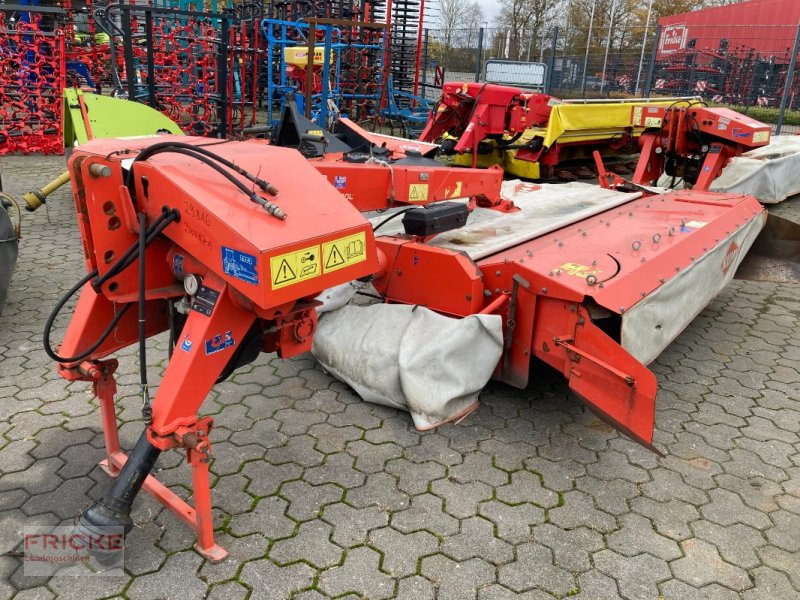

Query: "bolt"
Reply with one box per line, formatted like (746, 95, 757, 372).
(495, 270, 501, 276)
(541, 287, 548, 294)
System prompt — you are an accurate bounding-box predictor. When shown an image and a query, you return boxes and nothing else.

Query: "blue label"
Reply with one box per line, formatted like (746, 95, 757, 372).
(173, 253, 185, 278)
(205, 331, 235, 355)
(222, 247, 259, 285)
(180, 334, 193, 352)
(334, 175, 346, 189)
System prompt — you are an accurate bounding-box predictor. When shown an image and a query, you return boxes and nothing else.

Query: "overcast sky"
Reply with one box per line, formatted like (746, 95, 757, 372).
(474, 0, 501, 24)
(424, 0, 502, 28)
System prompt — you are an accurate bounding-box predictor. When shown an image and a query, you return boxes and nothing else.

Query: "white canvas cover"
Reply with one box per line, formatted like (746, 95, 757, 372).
(709, 135, 800, 204)
(312, 304, 503, 429)
(371, 180, 642, 260)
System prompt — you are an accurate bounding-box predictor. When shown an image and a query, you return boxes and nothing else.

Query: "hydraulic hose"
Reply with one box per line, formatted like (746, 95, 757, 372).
(43, 208, 180, 364)
(133, 141, 279, 195)
(125, 144, 286, 220)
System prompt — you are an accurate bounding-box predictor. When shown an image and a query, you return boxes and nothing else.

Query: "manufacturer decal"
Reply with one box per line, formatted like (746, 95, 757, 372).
(732, 128, 751, 139)
(222, 247, 259, 285)
(173, 253, 185, 278)
(180, 334, 193, 352)
(334, 175, 347, 189)
(680, 220, 708, 233)
(721, 240, 740, 275)
(205, 331, 235, 355)
(322, 231, 367, 273)
(559, 262, 601, 278)
(270, 244, 321, 290)
(446, 181, 463, 198)
(513, 182, 542, 195)
(753, 131, 769, 143)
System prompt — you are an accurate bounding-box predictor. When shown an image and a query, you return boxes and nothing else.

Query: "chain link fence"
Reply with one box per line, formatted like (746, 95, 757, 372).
(419, 23, 800, 134)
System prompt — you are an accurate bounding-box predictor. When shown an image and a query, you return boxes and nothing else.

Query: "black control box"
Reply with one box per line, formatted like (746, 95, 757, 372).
(402, 201, 469, 237)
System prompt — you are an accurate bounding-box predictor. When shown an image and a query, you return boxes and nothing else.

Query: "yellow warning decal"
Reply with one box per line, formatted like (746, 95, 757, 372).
(322, 231, 367, 273)
(408, 183, 429, 202)
(643, 116, 662, 127)
(632, 106, 643, 126)
(270, 244, 321, 290)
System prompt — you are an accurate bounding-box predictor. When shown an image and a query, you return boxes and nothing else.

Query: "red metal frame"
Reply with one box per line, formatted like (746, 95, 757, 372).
(52, 110, 770, 559)
(372, 188, 764, 447)
(58, 136, 379, 558)
(631, 105, 771, 190)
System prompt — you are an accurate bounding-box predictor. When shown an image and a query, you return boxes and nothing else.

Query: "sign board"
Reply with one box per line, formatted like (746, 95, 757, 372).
(660, 24, 688, 54)
(483, 60, 546, 89)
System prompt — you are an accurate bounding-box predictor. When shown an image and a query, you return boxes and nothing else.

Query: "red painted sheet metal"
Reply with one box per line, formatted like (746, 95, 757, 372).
(658, 0, 800, 59)
(477, 190, 764, 315)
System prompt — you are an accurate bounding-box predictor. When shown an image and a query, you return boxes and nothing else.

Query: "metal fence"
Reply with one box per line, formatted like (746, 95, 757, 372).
(420, 23, 800, 134)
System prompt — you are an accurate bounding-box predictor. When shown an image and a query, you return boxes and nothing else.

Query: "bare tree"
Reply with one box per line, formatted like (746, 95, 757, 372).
(436, 0, 473, 58)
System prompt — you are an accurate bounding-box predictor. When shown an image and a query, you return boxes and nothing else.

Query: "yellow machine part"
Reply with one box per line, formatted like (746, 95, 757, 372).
(284, 46, 330, 66)
(444, 99, 691, 179)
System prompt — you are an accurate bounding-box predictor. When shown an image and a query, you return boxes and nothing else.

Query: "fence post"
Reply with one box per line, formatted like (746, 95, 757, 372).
(421, 29, 429, 98)
(475, 27, 484, 83)
(777, 22, 800, 134)
(643, 25, 660, 98)
(545, 27, 558, 95)
(218, 17, 229, 137)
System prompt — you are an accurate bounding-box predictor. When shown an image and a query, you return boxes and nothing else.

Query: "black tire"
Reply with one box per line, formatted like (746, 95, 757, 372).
(0, 202, 19, 316)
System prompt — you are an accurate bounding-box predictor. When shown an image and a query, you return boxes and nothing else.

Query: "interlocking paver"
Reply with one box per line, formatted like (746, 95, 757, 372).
(671, 538, 752, 591)
(281, 480, 343, 521)
(318, 546, 395, 599)
(369, 526, 438, 578)
(743, 566, 800, 600)
(700, 488, 773, 529)
(548, 490, 617, 533)
(758, 545, 800, 589)
(270, 520, 343, 569)
(239, 557, 316, 598)
(497, 542, 575, 596)
(2, 156, 800, 598)
(391, 493, 460, 536)
(422, 554, 495, 600)
(607, 513, 681, 561)
(126, 550, 207, 600)
(630, 496, 700, 540)
(441, 515, 513, 565)
(593, 550, 671, 600)
(533, 523, 605, 572)
(691, 520, 765, 569)
(478, 500, 544, 543)
(321, 502, 388, 547)
(659, 580, 741, 600)
(227, 495, 296, 538)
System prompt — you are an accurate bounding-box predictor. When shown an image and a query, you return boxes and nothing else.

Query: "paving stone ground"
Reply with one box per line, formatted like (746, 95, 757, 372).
(1, 154, 800, 600)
